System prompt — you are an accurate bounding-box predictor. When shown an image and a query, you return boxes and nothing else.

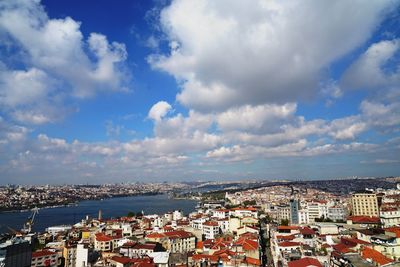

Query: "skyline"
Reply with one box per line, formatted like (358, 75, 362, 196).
(0, 0, 399, 184)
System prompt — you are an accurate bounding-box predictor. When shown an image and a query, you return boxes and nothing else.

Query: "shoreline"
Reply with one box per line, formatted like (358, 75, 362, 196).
(0, 191, 162, 214)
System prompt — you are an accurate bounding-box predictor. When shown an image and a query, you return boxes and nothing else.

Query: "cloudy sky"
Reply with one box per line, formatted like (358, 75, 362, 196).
(0, 0, 399, 184)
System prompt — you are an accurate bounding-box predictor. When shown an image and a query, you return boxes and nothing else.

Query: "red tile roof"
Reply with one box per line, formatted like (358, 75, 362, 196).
(95, 233, 113, 242)
(300, 227, 316, 235)
(32, 250, 57, 258)
(244, 257, 261, 266)
(288, 257, 322, 267)
(164, 230, 193, 239)
(234, 238, 259, 251)
(203, 221, 219, 227)
(146, 232, 164, 239)
(385, 226, 400, 238)
(332, 243, 354, 254)
(340, 237, 370, 246)
(196, 241, 203, 249)
(278, 241, 301, 247)
(361, 247, 394, 266)
(147, 230, 193, 240)
(111, 256, 133, 264)
(230, 207, 257, 212)
(348, 216, 380, 224)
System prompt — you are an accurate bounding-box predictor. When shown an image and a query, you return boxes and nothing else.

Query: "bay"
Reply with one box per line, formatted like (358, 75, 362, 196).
(0, 194, 197, 233)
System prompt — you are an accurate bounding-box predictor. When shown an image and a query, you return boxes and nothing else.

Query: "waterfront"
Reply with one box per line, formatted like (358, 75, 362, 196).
(0, 194, 197, 233)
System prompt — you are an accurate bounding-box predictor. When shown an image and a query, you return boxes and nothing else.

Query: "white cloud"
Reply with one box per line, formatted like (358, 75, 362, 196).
(148, 101, 172, 121)
(0, 68, 51, 106)
(0, 0, 130, 124)
(216, 103, 296, 133)
(360, 99, 400, 130)
(329, 116, 367, 140)
(342, 39, 400, 90)
(149, 0, 394, 111)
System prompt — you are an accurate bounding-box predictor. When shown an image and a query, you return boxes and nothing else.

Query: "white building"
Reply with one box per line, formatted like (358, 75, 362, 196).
(190, 217, 207, 230)
(213, 209, 229, 219)
(46, 225, 72, 235)
(76, 244, 88, 267)
(203, 221, 220, 240)
(327, 206, 347, 222)
(229, 207, 258, 219)
(217, 218, 229, 233)
(172, 210, 183, 221)
(307, 201, 328, 222)
(276, 205, 291, 223)
(298, 209, 309, 224)
(380, 208, 400, 227)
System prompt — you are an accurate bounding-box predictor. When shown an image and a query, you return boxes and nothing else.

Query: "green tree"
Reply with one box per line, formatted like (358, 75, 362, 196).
(280, 219, 289, 226)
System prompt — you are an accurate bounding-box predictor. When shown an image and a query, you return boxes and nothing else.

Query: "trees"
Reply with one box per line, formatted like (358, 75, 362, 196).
(280, 219, 289, 226)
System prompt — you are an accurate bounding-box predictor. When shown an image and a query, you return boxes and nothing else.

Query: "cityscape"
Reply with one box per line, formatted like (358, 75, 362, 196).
(1, 0, 400, 267)
(2, 178, 400, 266)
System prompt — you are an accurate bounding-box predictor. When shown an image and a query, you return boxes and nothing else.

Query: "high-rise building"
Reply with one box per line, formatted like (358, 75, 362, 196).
(0, 238, 32, 267)
(351, 191, 379, 217)
(290, 199, 299, 224)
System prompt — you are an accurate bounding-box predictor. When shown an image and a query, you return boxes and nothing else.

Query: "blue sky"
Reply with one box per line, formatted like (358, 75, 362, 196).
(0, 0, 399, 184)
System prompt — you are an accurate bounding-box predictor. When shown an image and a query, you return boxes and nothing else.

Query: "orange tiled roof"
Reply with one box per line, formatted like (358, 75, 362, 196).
(278, 241, 301, 247)
(235, 238, 259, 250)
(203, 221, 219, 227)
(244, 257, 261, 266)
(332, 243, 354, 254)
(361, 247, 394, 266)
(32, 250, 57, 258)
(341, 237, 370, 246)
(385, 226, 400, 238)
(196, 241, 203, 249)
(288, 257, 322, 267)
(95, 233, 113, 242)
(146, 232, 165, 239)
(348, 216, 380, 224)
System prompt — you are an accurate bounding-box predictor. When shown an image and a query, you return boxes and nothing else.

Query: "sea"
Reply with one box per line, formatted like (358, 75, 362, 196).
(0, 194, 197, 233)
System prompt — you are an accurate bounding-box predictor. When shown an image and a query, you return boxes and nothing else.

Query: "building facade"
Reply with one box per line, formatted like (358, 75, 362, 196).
(351, 192, 379, 217)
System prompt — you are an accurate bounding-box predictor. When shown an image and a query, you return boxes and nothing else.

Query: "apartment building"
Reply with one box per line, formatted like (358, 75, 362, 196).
(351, 191, 379, 217)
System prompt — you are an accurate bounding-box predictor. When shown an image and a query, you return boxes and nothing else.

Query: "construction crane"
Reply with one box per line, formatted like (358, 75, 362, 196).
(290, 185, 299, 196)
(22, 207, 38, 234)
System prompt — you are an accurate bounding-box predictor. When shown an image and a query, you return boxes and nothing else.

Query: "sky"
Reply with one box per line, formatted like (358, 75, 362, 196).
(0, 0, 399, 184)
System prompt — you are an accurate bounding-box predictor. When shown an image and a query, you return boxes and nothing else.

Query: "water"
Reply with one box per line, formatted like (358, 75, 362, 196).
(0, 194, 197, 233)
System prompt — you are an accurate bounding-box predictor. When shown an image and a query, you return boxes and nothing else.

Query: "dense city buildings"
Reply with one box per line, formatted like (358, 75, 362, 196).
(1, 177, 400, 266)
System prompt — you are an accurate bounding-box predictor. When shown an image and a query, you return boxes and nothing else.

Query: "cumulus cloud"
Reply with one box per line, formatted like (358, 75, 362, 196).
(360, 99, 400, 130)
(149, 0, 394, 111)
(1, 1, 399, 183)
(216, 103, 296, 133)
(148, 101, 172, 121)
(342, 39, 400, 90)
(0, 0, 129, 124)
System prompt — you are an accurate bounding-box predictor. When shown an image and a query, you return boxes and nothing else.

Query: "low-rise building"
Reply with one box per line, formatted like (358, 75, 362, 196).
(203, 221, 220, 240)
(31, 250, 58, 267)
